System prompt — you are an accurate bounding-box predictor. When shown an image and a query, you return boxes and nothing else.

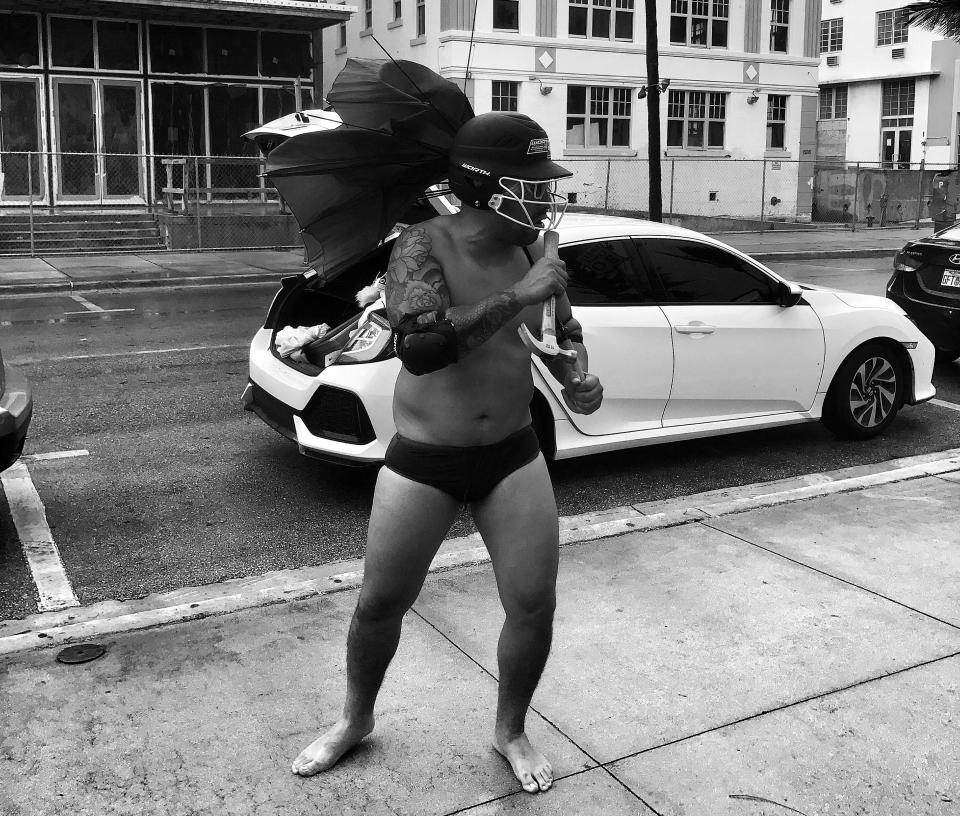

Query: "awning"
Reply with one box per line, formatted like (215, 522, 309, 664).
(1, 0, 355, 30)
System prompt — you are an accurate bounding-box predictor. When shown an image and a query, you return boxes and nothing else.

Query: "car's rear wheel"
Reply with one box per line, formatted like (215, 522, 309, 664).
(934, 346, 960, 363)
(822, 342, 905, 440)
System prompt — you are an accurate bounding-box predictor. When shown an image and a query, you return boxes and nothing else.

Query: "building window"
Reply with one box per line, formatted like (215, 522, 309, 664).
(363, 0, 373, 30)
(566, 86, 632, 148)
(820, 18, 843, 53)
(770, 0, 789, 52)
(876, 8, 909, 46)
(0, 12, 41, 68)
(494, 0, 519, 31)
(667, 90, 726, 148)
(570, 0, 635, 41)
(492, 80, 518, 111)
(670, 0, 728, 48)
(818, 85, 848, 119)
(339, 21, 347, 48)
(416, 0, 426, 36)
(394, 0, 403, 21)
(766, 94, 787, 149)
(881, 79, 914, 167)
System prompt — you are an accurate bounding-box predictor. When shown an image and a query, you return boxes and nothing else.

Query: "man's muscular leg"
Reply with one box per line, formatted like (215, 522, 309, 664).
(472, 455, 559, 793)
(292, 467, 461, 776)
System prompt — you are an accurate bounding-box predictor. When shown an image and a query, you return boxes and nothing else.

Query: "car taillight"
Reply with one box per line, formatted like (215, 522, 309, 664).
(333, 312, 394, 365)
(893, 253, 922, 273)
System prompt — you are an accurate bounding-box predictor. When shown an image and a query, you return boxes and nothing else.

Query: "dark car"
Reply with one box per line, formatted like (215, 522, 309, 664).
(888, 224, 960, 362)
(0, 348, 32, 472)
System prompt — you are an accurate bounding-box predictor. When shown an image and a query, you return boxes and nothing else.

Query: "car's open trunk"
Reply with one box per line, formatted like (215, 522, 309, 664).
(266, 239, 396, 375)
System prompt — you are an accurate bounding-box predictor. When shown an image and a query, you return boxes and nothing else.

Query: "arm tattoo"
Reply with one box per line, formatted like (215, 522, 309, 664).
(384, 226, 524, 358)
(384, 226, 451, 326)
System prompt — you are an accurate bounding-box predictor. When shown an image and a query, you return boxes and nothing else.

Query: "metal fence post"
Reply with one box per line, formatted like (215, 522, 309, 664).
(27, 152, 36, 257)
(851, 162, 860, 231)
(194, 155, 202, 250)
(668, 159, 675, 223)
(914, 159, 925, 230)
(604, 159, 611, 212)
(759, 159, 767, 226)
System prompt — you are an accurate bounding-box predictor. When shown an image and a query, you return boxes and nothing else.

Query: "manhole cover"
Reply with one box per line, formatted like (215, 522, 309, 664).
(56, 644, 106, 664)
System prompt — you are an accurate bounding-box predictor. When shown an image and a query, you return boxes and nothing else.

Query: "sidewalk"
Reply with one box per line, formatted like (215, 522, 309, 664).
(0, 225, 934, 296)
(2, 450, 958, 815)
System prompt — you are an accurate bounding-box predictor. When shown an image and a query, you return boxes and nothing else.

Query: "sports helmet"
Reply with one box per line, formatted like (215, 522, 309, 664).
(447, 112, 572, 229)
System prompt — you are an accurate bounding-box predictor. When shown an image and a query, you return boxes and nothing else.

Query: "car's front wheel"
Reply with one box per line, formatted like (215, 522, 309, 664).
(822, 342, 905, 440)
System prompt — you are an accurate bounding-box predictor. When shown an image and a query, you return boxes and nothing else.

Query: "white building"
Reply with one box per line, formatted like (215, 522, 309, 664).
(325, 0, 823, 222)
(818, 0, 960, 167)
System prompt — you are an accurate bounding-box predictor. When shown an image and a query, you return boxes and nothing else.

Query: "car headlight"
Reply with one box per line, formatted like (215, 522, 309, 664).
(893, 253, 922, 273)
(334, 312, 394, 365)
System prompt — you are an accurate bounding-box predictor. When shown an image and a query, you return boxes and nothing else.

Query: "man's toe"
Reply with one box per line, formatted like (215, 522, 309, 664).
(535, 769, 552, 790)
(521, 773, 538, 792)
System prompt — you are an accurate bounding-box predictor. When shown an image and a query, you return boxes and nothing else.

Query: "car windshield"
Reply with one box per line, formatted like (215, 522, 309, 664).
(935, 224, 960, 241)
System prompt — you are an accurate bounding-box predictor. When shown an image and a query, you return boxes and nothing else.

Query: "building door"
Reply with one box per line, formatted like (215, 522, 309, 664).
(51, 77, 145, 204)
(0, 76, 45, 203)
(881, 129, 912, 169)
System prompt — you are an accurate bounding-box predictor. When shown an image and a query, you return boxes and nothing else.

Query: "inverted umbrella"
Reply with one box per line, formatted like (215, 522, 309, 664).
(265, 59, 474, 280)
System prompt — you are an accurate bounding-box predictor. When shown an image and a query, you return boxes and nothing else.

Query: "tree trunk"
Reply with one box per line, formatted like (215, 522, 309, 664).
(645, 0, 663, 222)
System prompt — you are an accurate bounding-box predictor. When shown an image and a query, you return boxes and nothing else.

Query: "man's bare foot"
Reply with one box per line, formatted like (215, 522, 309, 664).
(493, 730, 553, 793)
(291, 717, 374, 777)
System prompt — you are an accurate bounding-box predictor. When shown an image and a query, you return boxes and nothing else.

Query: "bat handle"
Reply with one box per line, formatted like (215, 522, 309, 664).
(540, 230, 561, 350)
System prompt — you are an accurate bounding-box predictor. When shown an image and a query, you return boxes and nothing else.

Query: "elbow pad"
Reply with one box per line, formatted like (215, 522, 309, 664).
(557, 316, 584, 345)
(394, 313, 459, 376)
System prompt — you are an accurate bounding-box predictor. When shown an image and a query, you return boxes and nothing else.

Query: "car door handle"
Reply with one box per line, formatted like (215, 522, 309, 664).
(674, 323, 716, 334)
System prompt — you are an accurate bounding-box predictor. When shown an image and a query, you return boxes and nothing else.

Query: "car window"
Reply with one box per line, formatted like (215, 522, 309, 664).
(639, 238, 777, 304)
(559, 239, 655, 305)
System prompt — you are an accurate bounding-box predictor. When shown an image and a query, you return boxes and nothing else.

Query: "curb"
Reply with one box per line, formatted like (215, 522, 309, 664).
(0, 272, 289, 295)
(2, 446, 959, 657)
(0, 250, 901, 294)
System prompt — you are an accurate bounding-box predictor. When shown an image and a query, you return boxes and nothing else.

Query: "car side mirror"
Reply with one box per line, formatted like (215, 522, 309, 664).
(777, 281, 804, 307)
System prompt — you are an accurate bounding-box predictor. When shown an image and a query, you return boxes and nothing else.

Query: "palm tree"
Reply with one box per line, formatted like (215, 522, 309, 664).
(905, 1, 960, 39)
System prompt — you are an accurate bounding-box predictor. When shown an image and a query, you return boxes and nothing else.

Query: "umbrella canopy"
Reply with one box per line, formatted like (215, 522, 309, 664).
(265, 58, 473, 281)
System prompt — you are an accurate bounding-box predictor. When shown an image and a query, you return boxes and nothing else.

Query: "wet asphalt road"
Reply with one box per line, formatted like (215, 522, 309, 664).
(1, 259, 959, 621)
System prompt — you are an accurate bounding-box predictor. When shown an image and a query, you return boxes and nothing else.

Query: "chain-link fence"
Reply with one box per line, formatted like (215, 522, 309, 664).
(2, 151, 958, 256)
(0, 150, 300, 255)
(559, 157, 958, 232)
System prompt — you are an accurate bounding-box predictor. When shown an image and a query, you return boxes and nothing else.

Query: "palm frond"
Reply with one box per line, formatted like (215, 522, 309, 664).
(906, 1, 960, 40)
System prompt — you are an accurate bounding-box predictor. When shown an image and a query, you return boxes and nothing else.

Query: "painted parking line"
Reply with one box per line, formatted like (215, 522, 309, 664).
(11, 344, 246, 365)
(931, 398, 960, 413)
(64, 293, 135, 316)
(0, 461, 79, 613)
(21, 449, 89, 463)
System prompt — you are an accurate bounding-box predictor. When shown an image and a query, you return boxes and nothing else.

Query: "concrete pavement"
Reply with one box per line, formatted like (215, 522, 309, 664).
(2, 449, 959, 815)
(0, 225, 936, 295)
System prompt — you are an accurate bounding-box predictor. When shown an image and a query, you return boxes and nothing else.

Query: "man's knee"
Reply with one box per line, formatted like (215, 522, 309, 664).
(503, 588, 556, 628)
(355, 589, 414, 624)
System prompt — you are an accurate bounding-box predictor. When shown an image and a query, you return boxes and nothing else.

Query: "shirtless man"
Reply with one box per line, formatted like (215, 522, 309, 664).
(292, 112, 603, 794)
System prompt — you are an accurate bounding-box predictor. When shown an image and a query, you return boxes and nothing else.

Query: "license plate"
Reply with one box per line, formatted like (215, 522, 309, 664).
(942, 271, 960, 288)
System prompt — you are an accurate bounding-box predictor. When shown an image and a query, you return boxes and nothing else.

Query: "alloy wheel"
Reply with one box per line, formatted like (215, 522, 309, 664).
(848, 356, 897, 428)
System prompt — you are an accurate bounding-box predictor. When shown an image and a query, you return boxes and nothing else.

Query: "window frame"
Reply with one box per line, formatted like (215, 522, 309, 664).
(636, 237, 781, 306)
(666, 89, 727, 150)
(766, 94, 787, 150)
(876, 8, 909, 46)
(416, 0, 426, 36)
(394, 0, 403, 22)
(569, 0, 636, 42)
(493, 0, 520, 32)
(492, 80, 518, 112)
(50, 14, 143, 74)
(770, 0, 790, 53)
(820, 18, 843, 53)
(669, 0, 729, 49)
(818, 84, 847, 120)
(0, 11, 43, 69)
(566, 85, 633, 149)
(363, 0, 373, 31)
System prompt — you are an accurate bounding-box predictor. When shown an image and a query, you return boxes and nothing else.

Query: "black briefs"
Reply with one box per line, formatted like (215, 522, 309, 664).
(384, 425, 541, 503)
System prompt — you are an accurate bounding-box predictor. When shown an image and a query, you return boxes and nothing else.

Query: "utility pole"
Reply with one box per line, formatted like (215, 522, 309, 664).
(645, 0, 663, 222)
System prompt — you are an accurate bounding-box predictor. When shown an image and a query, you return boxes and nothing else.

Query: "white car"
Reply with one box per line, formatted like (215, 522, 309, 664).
(244, 213, 936, 466)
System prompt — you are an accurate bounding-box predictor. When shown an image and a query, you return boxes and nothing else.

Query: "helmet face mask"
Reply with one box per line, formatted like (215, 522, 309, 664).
(488, 176, 568, 231)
